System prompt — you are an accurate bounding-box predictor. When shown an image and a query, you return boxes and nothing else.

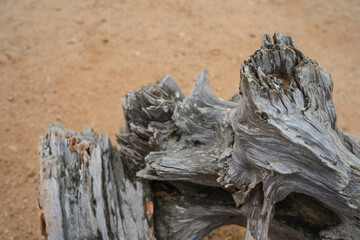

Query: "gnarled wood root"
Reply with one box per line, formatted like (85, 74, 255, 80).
(38, 33, 360, 240)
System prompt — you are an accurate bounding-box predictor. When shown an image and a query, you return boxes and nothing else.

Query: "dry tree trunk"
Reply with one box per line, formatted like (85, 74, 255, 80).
(38, 33, 360, 240)
(38, 125, 155, 240)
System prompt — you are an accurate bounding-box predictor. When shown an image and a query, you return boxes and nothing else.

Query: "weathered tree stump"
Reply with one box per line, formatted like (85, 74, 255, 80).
(38, 33, 360, 240)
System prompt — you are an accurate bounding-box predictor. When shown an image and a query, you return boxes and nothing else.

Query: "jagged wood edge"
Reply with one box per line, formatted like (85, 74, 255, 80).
(231, 33, 360, 240)
(130, 33, 360, 240)
(38, 124, 154, 240)
(38, 33, 360, 240)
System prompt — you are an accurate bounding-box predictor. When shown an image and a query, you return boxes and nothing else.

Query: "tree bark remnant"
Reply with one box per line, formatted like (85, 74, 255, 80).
(38, 33, 360, 240)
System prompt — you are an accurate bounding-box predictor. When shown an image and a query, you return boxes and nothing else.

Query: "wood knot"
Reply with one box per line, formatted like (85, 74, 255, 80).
(261, 113, 269, 121)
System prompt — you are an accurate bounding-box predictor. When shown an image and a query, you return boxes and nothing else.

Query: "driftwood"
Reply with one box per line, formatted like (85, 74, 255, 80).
(38, 33, 360, 240)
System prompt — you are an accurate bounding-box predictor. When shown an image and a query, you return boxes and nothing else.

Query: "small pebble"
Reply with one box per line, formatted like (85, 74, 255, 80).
(8, 145, 18, 152)
(84, 65, 91, 70)
(68, 38, 76, 44)
(25, 99, 30, 103)
(6, 128, 10, 132)
(22, 46, 29, 52)
(27, 171, 36, 178)
(249, 33, 256, 38)
(135, 51, 140, 56)
(103, 39, 109, 43)
(212, 49, 220, 56)
(101, 18, 106, 22)
(8, 96, 14, 102)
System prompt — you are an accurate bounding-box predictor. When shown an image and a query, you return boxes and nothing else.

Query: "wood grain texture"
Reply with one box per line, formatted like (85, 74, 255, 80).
(38, 33, 360, 240)
(232, 33, 360, 240)
(38, 124, 154, 240)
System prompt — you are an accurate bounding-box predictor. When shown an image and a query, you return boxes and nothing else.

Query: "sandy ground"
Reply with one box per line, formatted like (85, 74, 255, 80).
(0, 0, 359, 239)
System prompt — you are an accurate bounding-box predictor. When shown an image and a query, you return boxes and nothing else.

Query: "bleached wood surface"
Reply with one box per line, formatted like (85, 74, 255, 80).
(38, 33, 360, 240)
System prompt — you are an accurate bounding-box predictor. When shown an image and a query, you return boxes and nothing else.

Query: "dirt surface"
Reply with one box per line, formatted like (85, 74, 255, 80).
(0, 0, 359, 239)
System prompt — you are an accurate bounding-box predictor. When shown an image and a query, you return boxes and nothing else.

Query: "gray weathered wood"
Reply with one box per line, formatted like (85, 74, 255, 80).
(128, 33, 360, 240)
(38, 124, 154, 240)
(233, 33, 360, 240)
(38, 33, 360, 240)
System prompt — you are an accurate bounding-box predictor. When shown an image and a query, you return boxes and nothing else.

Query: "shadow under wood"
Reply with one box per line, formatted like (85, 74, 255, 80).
(151, 181, 342, 240)
(152, 181, 247, 240)
(272, 193, 341, 239)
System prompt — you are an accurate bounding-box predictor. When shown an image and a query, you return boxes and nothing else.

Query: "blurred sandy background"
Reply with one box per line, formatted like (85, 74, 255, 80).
(0, 0, 359, 239)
